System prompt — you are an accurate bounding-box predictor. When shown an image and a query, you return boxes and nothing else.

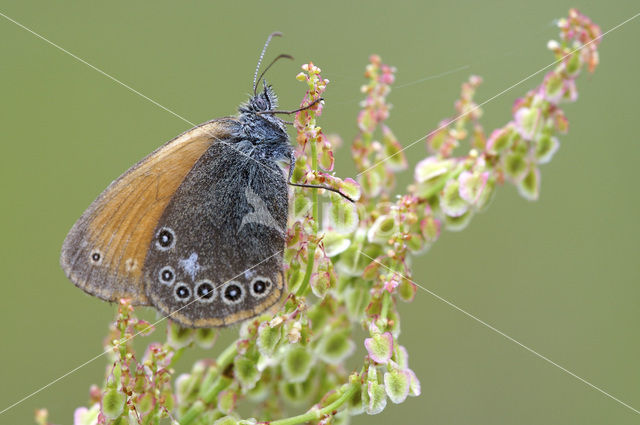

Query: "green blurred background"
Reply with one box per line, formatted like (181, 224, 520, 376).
(1, 1, 639, 424)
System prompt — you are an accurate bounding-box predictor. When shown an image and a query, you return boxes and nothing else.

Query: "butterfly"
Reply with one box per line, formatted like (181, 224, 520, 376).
(60, 33, 348, 328)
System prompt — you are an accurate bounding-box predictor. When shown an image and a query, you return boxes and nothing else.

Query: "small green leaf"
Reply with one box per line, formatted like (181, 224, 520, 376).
(384, 365, 410, 404)
(381, 125, 407, 171)
(167, 322, 194, 349)
(407, 368, 421, 396)
(414, 157, 453, 183)
(367, 215, 396, 244)
(364, 332, 393, 364)
(322, 231, 351, 257)
(535, 134, 559, 164)
(504, 152, 528, 180)
(543, 71, 564, 101)
(458, 170, 489, 205)
(486, 126, 514, 154)
(318, 142, 335, 171)
(363, 381, 387, 415)
(194, 328, 218, 349)
(280, 378, 315, 406)
(515, 107, 542, 140)
(256, 322, 282, 358)
(317, 330, 355, 365)
(426, 128, 448, 152)
(397, 277, 417, 302)
(517, 166, 540, 201)
(340, 178, 362, 201)
(420, 213, 440, 243)
(101, 388, 126, 420)
(440, 179, 469, 217)
(329, 194, 359, 234)
(283, 346, 313, 383)
(311, 258, 335, 299)
(444, 209, 473, 232)
(234, 356, 260, 391)
(213, 416, 238, 425)
(292, 193, 313, 221)
(565, 52, 581, 75)
(475, 177, 496, 211)
(359, 167, 383, 198)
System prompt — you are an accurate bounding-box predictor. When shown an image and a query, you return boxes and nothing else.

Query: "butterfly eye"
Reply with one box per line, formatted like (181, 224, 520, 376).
(255, 97, 268, 111)
(250, 277, 272, 298)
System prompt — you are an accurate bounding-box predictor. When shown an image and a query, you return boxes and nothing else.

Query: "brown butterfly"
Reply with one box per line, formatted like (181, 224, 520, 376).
(60, 33, 347, 327)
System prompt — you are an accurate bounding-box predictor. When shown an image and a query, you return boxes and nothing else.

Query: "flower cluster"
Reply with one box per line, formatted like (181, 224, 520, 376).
(352, 55, 406, 197)
(71, 299, 193, 425)
(41, 9, 601, 425)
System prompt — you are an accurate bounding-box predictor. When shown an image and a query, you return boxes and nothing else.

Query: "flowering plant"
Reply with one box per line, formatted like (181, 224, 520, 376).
(38, 9, 601, 425)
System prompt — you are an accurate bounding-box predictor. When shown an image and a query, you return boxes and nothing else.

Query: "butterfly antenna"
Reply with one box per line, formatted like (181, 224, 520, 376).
(253, 32, 283, 95)
(255, 54, 294, 92)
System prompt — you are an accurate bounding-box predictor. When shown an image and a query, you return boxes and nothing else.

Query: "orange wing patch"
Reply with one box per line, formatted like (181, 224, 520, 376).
(60, 119, 236, 305)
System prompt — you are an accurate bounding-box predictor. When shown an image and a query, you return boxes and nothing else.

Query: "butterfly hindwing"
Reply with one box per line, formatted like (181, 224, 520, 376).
(60, 119, 237, 304)
(142, 141, 287, 327)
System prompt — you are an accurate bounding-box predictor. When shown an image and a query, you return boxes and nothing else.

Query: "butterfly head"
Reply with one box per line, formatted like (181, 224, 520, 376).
(240, 83, 278, 114)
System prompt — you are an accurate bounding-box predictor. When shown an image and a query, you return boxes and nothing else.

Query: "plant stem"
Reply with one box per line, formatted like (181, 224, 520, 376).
(266, 383, 358, 425)
(296, 113, 320, 297)
(179, 342, 238, 425)
(380, 290, 391, 319)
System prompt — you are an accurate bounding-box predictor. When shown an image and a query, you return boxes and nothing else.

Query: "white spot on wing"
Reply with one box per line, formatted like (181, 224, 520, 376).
(179, 252, 201, 281)
(125, 258, 138, 273)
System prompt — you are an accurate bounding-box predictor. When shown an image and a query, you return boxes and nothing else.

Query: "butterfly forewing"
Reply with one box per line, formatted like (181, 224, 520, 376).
(60, 119, 236, 304)
(142, 141, 287, 327)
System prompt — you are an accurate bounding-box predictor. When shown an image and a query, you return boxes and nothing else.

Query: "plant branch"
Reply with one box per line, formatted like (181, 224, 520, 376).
(265, 382, 358, 425)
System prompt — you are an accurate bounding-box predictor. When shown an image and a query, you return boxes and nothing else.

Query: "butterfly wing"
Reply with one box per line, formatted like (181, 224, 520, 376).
(142, 141, 288, 327)
(60, 118, 237, 304)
